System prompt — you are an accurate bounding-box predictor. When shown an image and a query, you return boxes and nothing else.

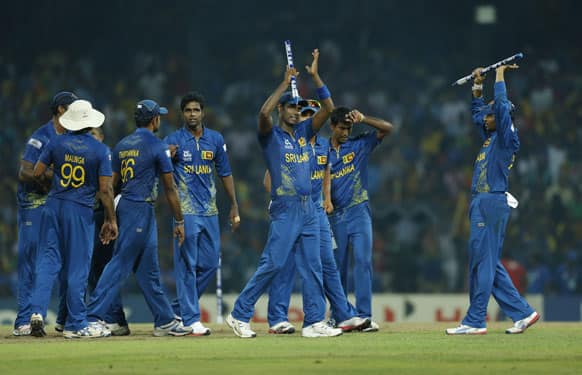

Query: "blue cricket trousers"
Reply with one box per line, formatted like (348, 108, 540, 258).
(462, 193, 534, 328)
(30, 198, 94, 331)
(329, 202, 373, 319)
(268, 206, 357, 326)
(173, 214, 220, 326)
(233, 196, 325, 327)
(87, 198, 174, 327)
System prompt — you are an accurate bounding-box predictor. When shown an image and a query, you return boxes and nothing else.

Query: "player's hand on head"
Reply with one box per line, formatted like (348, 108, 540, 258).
(473, 67, 485, 84)
(347, 110, 365, 123)
(285, 66, 299, 84)
(305, 49, 319, 76)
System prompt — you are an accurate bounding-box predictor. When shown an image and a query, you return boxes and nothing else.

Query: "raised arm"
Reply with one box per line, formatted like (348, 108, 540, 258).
(306, 49, 334, 133)
(494, 64, 519, 148)
(258, 66, 299, 136)
(470, 67, 487, 141)
(347, 110, 394, 140)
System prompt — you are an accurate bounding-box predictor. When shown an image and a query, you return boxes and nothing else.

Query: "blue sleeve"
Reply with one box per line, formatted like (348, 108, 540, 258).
(214, 133, 232, 177)
(361, 131, 381, 153)
(22, 132, 48, 163)
(98, 145, 113, 177)
(111, 145, 120, 174)
(156, 141, 174, 174)
(493, 81, 519, 150)
(38, 139, 54, 166)
(471, 96, 487, 141)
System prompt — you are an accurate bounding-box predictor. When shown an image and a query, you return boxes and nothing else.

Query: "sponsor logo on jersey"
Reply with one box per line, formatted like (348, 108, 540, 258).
(284, 139, 293, 150)
(202, 150, 214, 160)
(183, 150, 192, 162)
(342, 152, 355, 164)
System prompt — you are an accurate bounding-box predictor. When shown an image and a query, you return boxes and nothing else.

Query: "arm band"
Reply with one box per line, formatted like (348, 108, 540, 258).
(317, 85, 331, 100)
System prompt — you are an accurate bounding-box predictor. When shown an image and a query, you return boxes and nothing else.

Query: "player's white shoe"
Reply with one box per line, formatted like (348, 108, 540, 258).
(445, 324, 487, 335)
(361, 320, 380, 332)
(505, 311, 540, 334)
(189, 321, 211, 336)
(63, 324, 111, 339)
(30, 313, 46, 337)
(269, 321, 296, 334)
(302, 321, 343, 338)
(153, 319, 192, 337)
(337, 317, 370, 332)
(12, 324, 31, 336)
(105, 322, 131, 336)
(226, 313, 256, 338)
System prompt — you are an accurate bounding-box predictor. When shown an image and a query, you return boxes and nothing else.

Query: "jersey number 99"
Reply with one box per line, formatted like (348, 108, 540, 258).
(60, 163, 85, 188)
(121, 158, 136, 183)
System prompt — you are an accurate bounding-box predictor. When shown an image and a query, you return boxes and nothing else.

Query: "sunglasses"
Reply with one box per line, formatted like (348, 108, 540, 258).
(299, 99, 321, 109)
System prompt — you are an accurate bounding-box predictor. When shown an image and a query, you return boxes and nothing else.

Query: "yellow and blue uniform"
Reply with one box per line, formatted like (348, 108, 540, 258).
(232, 119, 326, 327)
(87, 128, 177, 327)
(461, 81, 535, 328)
(164, 127, 231, 326)
(15, 121, 60, 329)
(268, 136, 358, 326)
(329, 131, 382, 319)
(30, 132, 111, 332)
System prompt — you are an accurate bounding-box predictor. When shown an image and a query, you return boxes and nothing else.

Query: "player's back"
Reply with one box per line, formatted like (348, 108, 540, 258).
(113, 128, 170, 203)
(44, 132, 110, 207)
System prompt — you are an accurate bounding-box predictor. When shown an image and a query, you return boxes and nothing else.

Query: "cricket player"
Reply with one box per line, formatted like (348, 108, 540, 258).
(13, 91, 78, 336)
(87, 99, 192, 337)
(328, 106, 394, 332)
(266, 100, 370, 334)
(446, 65, 539, 335)
(227, 49, 343, 338)
(165, 92, 240, 336)
(29, 99, 118, 338)
(54, 127, 129, 336)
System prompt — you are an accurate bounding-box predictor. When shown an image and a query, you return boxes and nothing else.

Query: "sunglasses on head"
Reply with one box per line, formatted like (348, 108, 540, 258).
(300, 99, 321, 109)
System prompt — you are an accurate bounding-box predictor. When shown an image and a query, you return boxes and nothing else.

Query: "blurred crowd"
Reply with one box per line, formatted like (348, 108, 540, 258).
(1, 3, 581, 298)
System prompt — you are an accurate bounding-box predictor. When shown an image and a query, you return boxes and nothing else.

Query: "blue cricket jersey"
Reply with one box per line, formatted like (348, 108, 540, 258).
(329, 132, 381, 210)
(17, 120, 60, 209)
(259, 119, 315, 199)
(113, 128, 173, 203)
(164, 127, 232, 216)
(38, 132, 112, 207)
(471, 81, 519, 194)
(309, 135, 330, 207)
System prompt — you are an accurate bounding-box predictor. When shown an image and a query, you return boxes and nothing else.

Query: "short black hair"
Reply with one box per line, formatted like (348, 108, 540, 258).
(330, 106, 351, 125)
(180, 92, 205, 112)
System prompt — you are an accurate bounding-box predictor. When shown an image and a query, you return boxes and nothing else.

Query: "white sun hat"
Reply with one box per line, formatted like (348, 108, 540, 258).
(60, 99, 105, 131)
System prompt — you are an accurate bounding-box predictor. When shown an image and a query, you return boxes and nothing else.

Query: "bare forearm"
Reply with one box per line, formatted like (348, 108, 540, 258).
(221, 175, 238, 207)
(259, 81, 288, 134)
(165, 188, 184, 222)
(323, 167, 331, 202)
(362, 116, 393, 135)
(100, 186, 116, 223)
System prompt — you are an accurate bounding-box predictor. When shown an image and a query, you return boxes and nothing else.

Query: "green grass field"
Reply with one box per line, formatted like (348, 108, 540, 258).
(1, 322, 581, 374)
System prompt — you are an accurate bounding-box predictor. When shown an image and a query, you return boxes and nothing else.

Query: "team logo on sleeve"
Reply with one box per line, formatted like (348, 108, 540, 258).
(27, 138, 43, 149)
(317, 155, 327, 165)
(342, 152, 355, 164)
(201, 150, 214, 160)
(298, 137, 306, 147)
(483, 139, 491, 148)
